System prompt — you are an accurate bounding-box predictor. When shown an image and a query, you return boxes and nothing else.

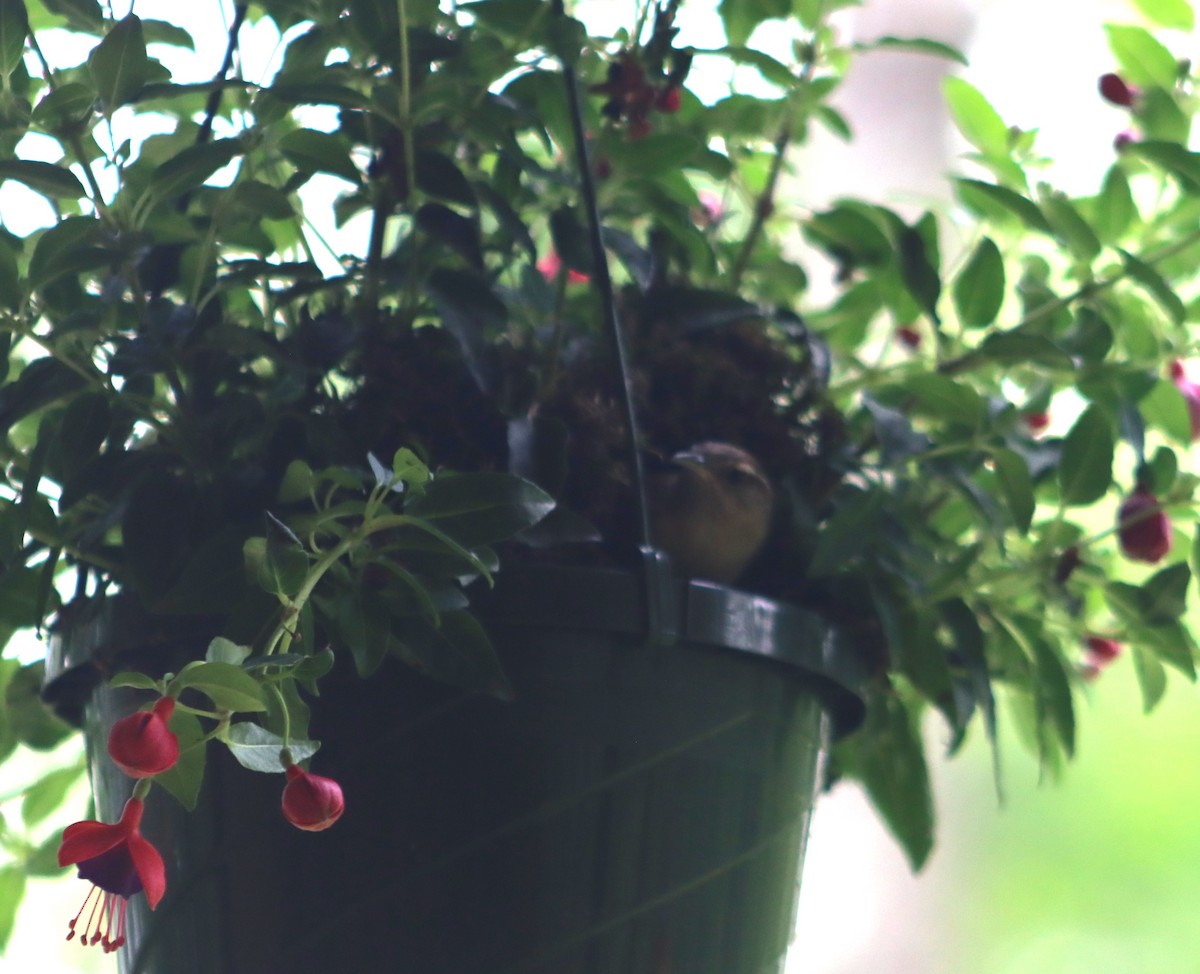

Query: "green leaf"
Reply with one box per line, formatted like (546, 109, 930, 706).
(835, 688, 934, 870)
(28, 216, 108, 289)
(1127, 141, 1200, 192)
(279, 129, 361, 184)
(171, 661, 266, 712)
(1140, 378, 1194, 444)
(225, 722, 319, 773)
(87, 14, 148, 112)
(901, 373, 986, 427)
(1131, 644, 1168, 712)
(1121, 248, 1186, 324)
(393, 447, 430, 487)
(992, 447, 1034, 533)
(718, 45, 797, 87)
(898, 220, 940, 322)
(38, 0, 102, 32)
(978, 331, 1075, 369)
(1093, 165, 1136, 243)
(145, 138, 243, 202)
(0, 658, 18, 763)
(5, 661, 72, 750)
(21, 763, 83, 826)
(1105, 24, 1180, 89)
(206, 637, 251, 665)
(952, 236, 1005, 326)
(1130, 0, 1194, 29)
(154, 710, 205, 810)
(278, 459, 315, 504)
(30, 81, 96, 137)
(108, 671, 160, 691)
(1032, 638, 1075, 758)
(0, 159, 85, 200)
(1039, 190, 1101, 261)
(1140, 623, 1196, 679)
(943, 76, 1009, 159)
(859, 35, 967, 65)
(955, 179, 1050, 231)
(1058, 405, 1113, 505)
(243, 533, 309, 598)
(806, 487, 885, 577)
(719, 0, 789, 46)
(405, 472, 554, 548)
(393, 609, 513, 699)
(0, 866, 26, 953)
(337, 587, 392, 677)
(0, 0, 29, 77)
(1140, 562, 1191, 624)
(139, 17, 196, 49)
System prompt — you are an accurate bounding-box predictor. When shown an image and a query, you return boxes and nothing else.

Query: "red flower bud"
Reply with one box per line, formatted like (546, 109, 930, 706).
(1170, 360, 1200, 440)
(1099, 72, 1137, 107)
(656, 86, 682, 113)
(1024, 411, 1050, 434)
(108, 697, 179, 779)
(1113, 129, 1138, 151)
(282, 764, 345, 832)
(1117, 486, 1172, 563)
(1085, 635, 1122, 665)
(896, 325, 921, 349)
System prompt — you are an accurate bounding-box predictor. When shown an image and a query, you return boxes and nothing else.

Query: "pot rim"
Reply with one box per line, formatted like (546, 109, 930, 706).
(479, 563, 867, 738)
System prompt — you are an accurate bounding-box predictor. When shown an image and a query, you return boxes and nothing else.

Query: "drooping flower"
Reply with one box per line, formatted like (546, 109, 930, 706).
(1081, 636, 1123, 681)
(1169, 361, 1200, 440)
(1117, 485, 1172, 563)
(1085, 635, 1122, 665)
(1098, 72, 1138, 107)
(108, 697, 180, 778)
(58, 797, 166, 952)
(896, 325, 921, 349)
(281, 764, 345, 832)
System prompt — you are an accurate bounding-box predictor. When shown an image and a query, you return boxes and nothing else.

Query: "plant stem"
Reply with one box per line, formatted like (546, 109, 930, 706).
(729, 116, 792, 290)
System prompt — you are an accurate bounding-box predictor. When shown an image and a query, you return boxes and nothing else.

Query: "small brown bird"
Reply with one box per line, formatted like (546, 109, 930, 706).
(648, 442, 775, 585)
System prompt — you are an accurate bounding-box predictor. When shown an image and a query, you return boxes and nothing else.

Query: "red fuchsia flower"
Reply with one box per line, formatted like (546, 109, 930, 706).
(656, 85, 682, 113)
(1085, 635, 1122, 665)
(1099, 72, 1138, 107)
(1170, 361, 1200, 440)
(281, 764, 345, 832)
(58, 797, 166, 952)
(536, 251, 589, 284)
(1023, 410, 1051, 435)
(1117, 485, 1172, 563)
(108, 697, 179, 779)
(896, 325, 921, 349)
(1081, 636, 1123, 682)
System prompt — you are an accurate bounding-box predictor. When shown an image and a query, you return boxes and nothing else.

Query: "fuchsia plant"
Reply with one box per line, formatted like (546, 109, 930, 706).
(2, 0, 1200, 951)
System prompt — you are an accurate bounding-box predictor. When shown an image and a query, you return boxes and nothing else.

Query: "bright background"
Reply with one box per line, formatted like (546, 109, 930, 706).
(4, 1, 1199, 972)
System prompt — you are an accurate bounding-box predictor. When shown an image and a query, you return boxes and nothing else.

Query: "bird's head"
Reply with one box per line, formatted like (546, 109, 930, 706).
(647, 441, 774, 585)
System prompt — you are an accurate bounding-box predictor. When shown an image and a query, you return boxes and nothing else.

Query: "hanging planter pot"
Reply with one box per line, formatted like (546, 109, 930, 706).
(44, 565, 864, 974)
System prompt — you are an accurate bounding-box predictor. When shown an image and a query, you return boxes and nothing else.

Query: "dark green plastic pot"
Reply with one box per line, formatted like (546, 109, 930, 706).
(44, 565, 864, 974)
